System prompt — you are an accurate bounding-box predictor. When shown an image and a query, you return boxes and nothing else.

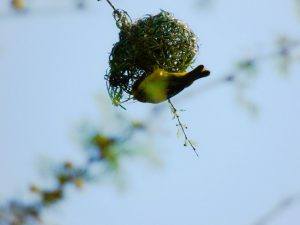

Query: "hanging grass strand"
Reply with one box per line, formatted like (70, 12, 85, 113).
(168, 99, 199, 157)
(98, 0, 117, 11)
(105, 0, 117, 11)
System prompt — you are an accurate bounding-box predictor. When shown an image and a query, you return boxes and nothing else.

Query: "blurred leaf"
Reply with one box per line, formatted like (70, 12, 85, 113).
(11, 0, 26, 11)
(41, 189, 63, 206)
(295, 0, 300, 19)
(237, 58, 258, 76)
(275, 36, 294, 76)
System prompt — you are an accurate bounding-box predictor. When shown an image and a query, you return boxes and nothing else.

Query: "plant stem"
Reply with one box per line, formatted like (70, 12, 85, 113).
(105, 0, 117, 11)
(168, 99, 198, 157)
(97, 0, 117, 11)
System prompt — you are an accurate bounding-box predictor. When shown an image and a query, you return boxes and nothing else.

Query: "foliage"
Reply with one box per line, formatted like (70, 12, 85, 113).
(0, 115, 152, 225)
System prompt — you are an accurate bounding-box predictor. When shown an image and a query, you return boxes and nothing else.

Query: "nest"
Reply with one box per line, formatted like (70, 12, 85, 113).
(106, 10, 198, 105)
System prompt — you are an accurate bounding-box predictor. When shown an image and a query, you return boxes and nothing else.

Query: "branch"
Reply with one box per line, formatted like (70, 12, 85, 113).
(251, 193, 300, 225)
(0, 116, 150, 225)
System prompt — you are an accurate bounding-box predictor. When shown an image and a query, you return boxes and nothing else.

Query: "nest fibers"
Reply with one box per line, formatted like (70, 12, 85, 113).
(106, 10, 198, 106)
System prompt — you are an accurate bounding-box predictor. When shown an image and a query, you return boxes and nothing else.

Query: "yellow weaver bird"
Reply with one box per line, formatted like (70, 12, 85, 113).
(132, 65, 210, 103)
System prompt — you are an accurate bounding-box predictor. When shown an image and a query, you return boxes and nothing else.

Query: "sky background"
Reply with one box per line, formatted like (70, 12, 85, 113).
(1, 0, 300, 225)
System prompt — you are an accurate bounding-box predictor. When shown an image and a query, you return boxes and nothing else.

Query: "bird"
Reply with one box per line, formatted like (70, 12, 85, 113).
(132, 64, 210, 103)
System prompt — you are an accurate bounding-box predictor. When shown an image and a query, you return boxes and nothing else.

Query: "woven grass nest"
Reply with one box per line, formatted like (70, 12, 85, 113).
(106, 10, 198, 106)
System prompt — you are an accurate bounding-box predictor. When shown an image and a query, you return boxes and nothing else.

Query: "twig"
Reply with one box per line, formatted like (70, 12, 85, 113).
(167, 99, 199, 157)
(98, 0, 117, 11)
(251, 193, 300, 225)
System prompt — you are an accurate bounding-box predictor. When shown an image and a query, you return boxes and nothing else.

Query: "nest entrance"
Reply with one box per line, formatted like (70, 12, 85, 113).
(106, 10, 198, 106)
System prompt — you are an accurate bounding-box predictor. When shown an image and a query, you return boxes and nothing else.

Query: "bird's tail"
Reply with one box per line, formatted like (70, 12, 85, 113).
(186, 65, 210, 83)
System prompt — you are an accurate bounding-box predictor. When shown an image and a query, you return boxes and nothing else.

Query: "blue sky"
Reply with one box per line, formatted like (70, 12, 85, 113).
(1, 0, 300, 225)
